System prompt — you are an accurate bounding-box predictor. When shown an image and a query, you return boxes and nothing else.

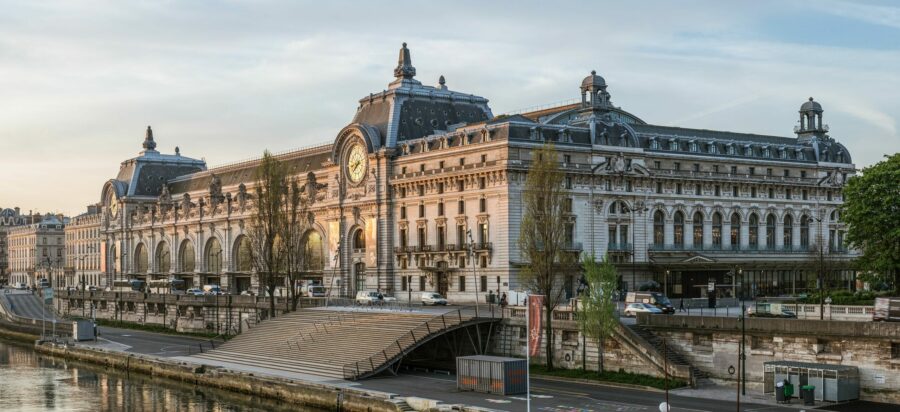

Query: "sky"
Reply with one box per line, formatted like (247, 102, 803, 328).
(1, 0, 898, 216)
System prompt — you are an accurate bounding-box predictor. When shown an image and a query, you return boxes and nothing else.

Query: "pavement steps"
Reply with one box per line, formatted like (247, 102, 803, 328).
(626, 324, 710, 380)
(194, 308, 479, 379)
(394, 400, 415, 412)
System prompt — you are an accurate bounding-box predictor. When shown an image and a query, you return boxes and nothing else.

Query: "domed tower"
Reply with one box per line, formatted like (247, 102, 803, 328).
(581, 70, 611, 109)
(796, 97, 827, 142)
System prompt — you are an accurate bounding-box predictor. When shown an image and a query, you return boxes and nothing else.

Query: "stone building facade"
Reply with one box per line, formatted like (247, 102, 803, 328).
(0, 207, 36, 284)
(64, 204, 103, 289)
(97, 44, 857, 302)
(8, 214, 67, 287)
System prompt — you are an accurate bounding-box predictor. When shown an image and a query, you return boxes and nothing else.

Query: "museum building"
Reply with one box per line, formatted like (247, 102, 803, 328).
(96, 43, 857, 301)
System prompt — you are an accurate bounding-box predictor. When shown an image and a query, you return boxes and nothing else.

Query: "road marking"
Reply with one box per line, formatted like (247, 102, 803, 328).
(486, 399, 511, 404)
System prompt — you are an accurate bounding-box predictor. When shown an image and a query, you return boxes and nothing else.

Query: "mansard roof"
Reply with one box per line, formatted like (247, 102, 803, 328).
(111, 128, 206, 199)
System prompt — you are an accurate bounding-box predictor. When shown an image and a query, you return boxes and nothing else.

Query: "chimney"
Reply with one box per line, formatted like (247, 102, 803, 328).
(14, 207, 20, 216)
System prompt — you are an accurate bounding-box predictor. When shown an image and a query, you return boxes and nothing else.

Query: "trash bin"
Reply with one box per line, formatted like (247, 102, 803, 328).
(775, 381, 785, 403)
(801, 385, 815, 405)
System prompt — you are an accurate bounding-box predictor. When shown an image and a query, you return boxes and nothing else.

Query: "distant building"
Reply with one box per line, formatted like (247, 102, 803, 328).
(8, 214, 66, 287)
(64, 204, 103, 289)
(0, 207, 36, 285)
(95, 44, 857, 301)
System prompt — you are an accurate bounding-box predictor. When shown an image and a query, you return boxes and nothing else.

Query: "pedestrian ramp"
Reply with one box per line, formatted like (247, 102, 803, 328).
(192, 306, 500, 380)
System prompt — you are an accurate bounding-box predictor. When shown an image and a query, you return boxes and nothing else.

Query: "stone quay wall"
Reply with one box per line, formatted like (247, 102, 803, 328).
(637, 314, 900, 403)
(54, 290, 326, 334)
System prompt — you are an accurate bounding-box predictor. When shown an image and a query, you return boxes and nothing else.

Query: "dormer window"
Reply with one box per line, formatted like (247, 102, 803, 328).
(744, 145, 753, 157)
(669, 139, 678, 151)
(726, 144, 735, 155)
(689, 141, 698, 152)
(649, 138, 658, 150)
(763, 147, 771, 158)
(709, 143, 718, 154)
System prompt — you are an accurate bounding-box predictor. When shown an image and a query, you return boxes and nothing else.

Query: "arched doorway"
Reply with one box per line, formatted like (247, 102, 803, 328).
(134, 243, 148, 275)
(205, 237, 223, 286)
(354, 262, 366, 293)
(156, 241, 171, 274)
(233, 235, 253, 294)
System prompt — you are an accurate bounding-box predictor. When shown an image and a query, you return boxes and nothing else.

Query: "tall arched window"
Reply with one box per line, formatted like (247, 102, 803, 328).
(179, 240, 195, 272)
(653, 211, 665, 246)
(353, 228, 366, 250)
(234, 236, 252, 272)
(673, 211, 684, 246)
(206, 238, 223, 273)
(156, 241, 170, 273)
(730, 213, 740, 249)
(303, 231, 325, 272)
(712, 212, 722, 247)
(749, 213, 759, 248)
(766, 214, 776, 248)
(783, 215, 793, 249)
(134, 243, 148, 273)
(800, 215, 810, 248)
(692, 212, 704, 247)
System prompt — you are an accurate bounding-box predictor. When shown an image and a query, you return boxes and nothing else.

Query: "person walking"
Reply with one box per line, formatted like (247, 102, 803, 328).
(678, 298, 686, 313)
(499, 292, 508, 308)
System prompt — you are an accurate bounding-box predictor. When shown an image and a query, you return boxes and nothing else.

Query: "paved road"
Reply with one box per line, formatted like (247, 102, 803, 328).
(359, 371, 798, 412)
(0, 290, 61, 321)
(96, 326, 214, 357)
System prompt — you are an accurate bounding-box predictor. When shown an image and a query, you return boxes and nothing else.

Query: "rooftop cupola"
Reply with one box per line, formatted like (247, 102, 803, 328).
(580, 70, 611, 108)
(389, 42, 421, 88)
(796, 97, 828, 142)
(141, 125, 158, 154)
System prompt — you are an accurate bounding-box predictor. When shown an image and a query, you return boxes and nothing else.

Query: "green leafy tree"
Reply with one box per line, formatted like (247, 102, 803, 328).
(519, 143, 577, 370)
(840, 153, 900, 292)
(579, 254, 619, 373)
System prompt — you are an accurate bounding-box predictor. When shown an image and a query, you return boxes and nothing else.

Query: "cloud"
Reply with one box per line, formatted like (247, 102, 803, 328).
(810, 0, 900, 29)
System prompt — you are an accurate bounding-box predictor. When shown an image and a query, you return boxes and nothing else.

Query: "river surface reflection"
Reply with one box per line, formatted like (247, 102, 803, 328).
(0, 339, 323, 411)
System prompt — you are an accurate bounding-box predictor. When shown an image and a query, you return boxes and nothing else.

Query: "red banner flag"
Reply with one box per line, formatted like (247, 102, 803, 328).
(528, 294, 544, 357)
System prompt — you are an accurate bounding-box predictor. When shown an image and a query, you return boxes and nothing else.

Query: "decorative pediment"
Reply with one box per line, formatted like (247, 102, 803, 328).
(454, 216, 468, 225)
(682, 254, 716, 263)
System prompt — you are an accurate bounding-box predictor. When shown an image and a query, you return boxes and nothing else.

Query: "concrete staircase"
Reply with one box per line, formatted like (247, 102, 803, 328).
(193, 307, 493, 380)
(626, 324, 710, 383)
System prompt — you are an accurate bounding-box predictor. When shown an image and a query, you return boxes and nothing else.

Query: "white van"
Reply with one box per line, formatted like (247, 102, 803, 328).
(302, 284, 326, 297)
(421, 292, 448, 306)
(356, 291, 381, 305)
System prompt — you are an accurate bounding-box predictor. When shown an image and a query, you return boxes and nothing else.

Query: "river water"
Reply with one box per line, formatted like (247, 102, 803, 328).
(0, 339, 323, 411)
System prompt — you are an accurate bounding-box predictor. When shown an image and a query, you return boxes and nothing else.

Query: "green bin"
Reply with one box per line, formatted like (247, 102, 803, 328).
(801, 385, 815, 405)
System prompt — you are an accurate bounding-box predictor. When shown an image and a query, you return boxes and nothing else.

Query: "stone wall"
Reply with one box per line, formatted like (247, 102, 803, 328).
(638, 314, 900, 403)
(54, 290, 325, 334)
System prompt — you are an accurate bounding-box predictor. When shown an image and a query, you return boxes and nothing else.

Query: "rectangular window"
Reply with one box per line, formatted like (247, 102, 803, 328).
(481, 154, 487, 163)
(457, 179, 464, 191)
(401, 276, 408, 291)
(459, 158, 465, 166)
(480, 255, 488, 268)
(418, 227, 426, 246)
(801, 170, 807, 178)
(768, 188, 774, 199)
(766, 168, 773, 176)
(751, 187, 757, 198)
(418, 204, 425, 218)
(420, 164, 425, 172)
(459, 276, 466, 292)
(715, 185, 721, 197)
(401, 166, 407, 174)
(786, 189, 792, 200)
(563, 154, 571, 164)
(749, 167, 755, 175)
(733, 186, 739, 197)
(437, 182, 444, 194)
(420, 276, 426, 291)
(674, 162, 681, 171)
(479, 223, 489, 244)
(400, 229, 407, 248)
(676, 183, 683, 195)
(565, 176, 573, 189)
(656, 182, 663, 194)
(458, 256, 466, 268)
(783, 169, 790, 177)
(438, 202, 444, 216)
(802, 190, 808, 200)
(695, 184, 701, 196)
(608, 225, 616, 247)
(692, 163, 700, 172)
(731, 166, 737, 174)
(479, 198, 486, 213)
(458, 200, 465, 214)
(654, 161, 661, 169)
(439, 160, 445, 169)
(713, 165, 720, 173)
(457, 224, 466, 247)
(400, 187, 406, 198)
(626, 180, 632, 192)
(400, 206, 406, 219)
(418, 185, 424, 196)
(480, 275, 488, 292)
(563, 198, 573, 213)
(827, 191, 833, 201)
(479, 177, 486, 189)
(437, 226, 446, 249)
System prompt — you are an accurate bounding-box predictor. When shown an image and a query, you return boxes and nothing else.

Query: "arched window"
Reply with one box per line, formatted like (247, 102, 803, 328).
(749, 213, 759, 248)
(783, 215, 793, 249)
(303, 231, 325, 272)
(156, 241, 170, 273)
(180, 240, 195, 272)
(673, 211, 684, 246)
(653, 211, 665, 246)
(712, 212, 722, 247)
(234, 236, 252, 272)
(134, 243, 148, 273)
(693, 212, 704, 247)
(766, 214, 776, 248)
(353, 228, 366, 250)
(206, 237, 222, 273)
(730, 213, 740, 249)
(800, 215, 810, 248)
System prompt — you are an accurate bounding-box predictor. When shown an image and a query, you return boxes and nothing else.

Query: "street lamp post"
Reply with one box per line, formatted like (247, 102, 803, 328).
(467, 229, 479, 317)
(624, 203, 648, 293)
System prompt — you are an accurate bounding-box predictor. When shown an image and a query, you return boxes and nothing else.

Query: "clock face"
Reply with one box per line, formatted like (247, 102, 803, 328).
(346, 144, 368, 183)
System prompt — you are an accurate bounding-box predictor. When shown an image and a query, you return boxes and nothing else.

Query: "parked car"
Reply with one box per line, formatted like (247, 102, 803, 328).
(186, 288, 204, 296)
(14, 283, 27, 290)
(421, 292, 448, 306)
(624, 303, 663, 317)
(202, 285, 224, 295)
(240, 290, 256, 296)
(625, 292, 675, 314)
(747, 303, 796, 318)
(873, 297, 900, 322)
(356, 291, 382, 305)
(303, 284, 326, 297)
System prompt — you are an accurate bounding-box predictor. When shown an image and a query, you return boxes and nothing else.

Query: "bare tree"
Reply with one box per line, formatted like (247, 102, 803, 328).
(519, 143, 577, 370)
(808, 240, 847, 319)
(279, 177, 311, 311)
(248, 151, 287, 318)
